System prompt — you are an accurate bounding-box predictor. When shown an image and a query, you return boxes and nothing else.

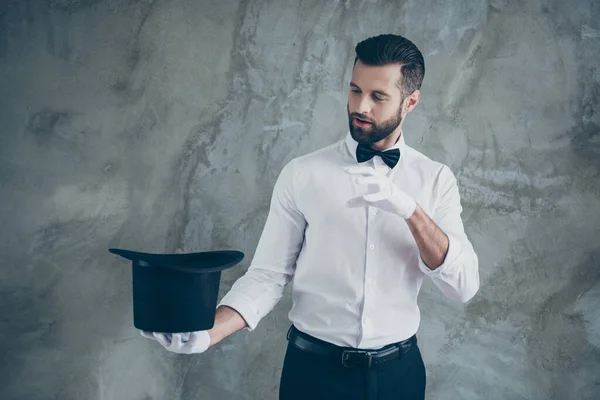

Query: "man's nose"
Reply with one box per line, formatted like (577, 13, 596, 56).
(356, 95, 373, 116)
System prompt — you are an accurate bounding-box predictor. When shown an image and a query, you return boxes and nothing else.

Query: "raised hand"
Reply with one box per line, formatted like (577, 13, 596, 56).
(345, 166, 417, 219)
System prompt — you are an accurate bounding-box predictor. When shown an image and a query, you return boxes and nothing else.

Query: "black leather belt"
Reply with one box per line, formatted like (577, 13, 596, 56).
(286, 325, 417, 368)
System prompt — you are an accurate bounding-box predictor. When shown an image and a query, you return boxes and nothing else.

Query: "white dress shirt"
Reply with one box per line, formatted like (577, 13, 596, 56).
(218, 130, 479, 349)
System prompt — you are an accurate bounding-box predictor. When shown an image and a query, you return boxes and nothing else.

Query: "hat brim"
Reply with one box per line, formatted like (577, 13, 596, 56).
(109, 248, 244, 273)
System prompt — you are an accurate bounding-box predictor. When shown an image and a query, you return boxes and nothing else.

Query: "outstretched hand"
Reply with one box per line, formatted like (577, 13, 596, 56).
(141, 330, 211, 354)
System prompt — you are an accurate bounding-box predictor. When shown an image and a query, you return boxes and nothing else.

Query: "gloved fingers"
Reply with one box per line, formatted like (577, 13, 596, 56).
(180, 332, 191, 343)
(364, 191, 388, 202)
(153, 332, 172, 348)
(140, 330, 156, 340)
(170, 333, 185, 348)
(355, 175, 385, 186)
(344, 166, 377, 176)
(185, 332, 198, 347)
(144, 331, 210, 354)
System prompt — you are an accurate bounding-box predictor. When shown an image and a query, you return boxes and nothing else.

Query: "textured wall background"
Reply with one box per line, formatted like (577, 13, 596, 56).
(1, 0, 599, 399)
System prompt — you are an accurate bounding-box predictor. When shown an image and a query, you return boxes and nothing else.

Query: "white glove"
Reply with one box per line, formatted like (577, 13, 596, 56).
(141, 330, 211, 354)
(345, 166, 417, 219)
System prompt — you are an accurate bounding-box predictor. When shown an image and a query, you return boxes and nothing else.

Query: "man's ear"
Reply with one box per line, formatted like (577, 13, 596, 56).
(404, 90, 421, 113)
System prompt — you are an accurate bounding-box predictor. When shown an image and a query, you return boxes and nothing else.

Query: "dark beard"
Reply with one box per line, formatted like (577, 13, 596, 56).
(347, 103, 403, 145)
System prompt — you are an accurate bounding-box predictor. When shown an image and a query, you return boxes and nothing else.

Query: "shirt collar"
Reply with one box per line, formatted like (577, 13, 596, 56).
(344, 129, 407, 166)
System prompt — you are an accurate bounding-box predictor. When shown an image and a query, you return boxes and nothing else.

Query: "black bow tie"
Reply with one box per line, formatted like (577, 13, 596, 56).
(356, 143, 400, 169)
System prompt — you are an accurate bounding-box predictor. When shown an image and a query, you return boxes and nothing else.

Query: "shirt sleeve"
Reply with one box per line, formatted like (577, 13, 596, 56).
(217, 159, 306, 330)
(417, 166, 480, 303)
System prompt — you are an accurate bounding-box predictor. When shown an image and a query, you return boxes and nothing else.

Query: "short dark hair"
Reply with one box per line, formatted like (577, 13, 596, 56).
(354, 34, 425, 97)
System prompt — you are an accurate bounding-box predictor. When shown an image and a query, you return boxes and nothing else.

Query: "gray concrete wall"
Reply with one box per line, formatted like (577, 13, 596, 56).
(1, 0, 598, 399)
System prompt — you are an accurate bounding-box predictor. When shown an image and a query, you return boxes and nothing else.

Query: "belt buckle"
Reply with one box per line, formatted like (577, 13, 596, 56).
(341, 349, 373, 368)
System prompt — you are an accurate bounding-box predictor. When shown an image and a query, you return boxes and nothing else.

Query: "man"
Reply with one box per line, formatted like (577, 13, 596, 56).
(143, 34, 480, 399)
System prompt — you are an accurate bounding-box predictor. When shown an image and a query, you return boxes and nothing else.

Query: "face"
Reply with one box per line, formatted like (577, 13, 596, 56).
(347, 60, 418, 146)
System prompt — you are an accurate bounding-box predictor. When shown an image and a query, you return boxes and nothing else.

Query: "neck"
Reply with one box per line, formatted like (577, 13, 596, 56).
(371, 124, 403, 151)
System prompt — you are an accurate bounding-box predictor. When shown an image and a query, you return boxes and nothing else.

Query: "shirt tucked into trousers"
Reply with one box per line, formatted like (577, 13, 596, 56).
(280, 325, 426, 400)
(218, 130, 480, 399)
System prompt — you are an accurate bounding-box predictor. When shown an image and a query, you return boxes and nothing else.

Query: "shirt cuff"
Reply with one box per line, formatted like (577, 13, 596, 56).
(217, 292, 261, 332)
(417, 233, 463, 278)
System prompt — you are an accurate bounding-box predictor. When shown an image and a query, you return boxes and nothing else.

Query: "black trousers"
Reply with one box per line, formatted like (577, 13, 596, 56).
(279, 328, 426, 400)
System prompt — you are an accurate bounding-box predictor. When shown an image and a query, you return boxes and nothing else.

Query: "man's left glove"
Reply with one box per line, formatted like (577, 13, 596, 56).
(345, 166, 417, 219)
(141, 330, 211, 354)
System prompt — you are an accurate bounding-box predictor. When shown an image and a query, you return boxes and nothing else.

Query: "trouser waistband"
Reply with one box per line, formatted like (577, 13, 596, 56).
(286, 325, 417, 368)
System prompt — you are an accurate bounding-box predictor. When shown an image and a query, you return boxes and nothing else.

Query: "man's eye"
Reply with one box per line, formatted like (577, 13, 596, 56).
(373, 96, 383, 101)
(351, 90, 360, 93)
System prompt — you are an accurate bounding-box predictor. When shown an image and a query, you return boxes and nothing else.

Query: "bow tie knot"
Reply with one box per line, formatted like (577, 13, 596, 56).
(356, 143, 400, 169)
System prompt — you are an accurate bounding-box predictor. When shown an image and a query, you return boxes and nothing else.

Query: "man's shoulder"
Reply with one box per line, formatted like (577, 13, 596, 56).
(288, 139, 344, 167)
(404, 145, 456, 181)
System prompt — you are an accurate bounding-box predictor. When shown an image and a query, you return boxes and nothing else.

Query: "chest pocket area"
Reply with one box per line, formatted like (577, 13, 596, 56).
(300, 171, 368, 235)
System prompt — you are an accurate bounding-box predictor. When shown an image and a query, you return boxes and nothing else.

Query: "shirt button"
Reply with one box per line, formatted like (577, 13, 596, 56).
(369, 244, 375, 250)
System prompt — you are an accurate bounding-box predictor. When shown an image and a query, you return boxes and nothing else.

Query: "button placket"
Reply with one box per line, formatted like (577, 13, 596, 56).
(362, 214, 378, 337)
(362, 218, 370, 336)
(368, 205, 377, 221)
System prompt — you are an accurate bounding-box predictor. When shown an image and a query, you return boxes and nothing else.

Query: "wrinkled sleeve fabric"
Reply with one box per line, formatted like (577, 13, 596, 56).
(417, 166, 480, 303)
(218, 159, 306, 331)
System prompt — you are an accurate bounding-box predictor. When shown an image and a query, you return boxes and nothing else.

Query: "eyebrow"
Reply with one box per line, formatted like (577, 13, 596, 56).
(350, 82, 391, 98)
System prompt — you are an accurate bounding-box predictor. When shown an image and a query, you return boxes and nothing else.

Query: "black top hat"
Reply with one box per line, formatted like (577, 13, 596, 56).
(109, 248, 244, 333)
